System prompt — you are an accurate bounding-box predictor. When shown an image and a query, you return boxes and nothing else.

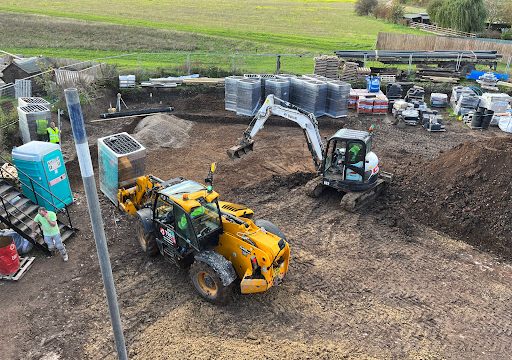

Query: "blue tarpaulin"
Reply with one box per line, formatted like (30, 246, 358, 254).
(466, 70, 509, 81)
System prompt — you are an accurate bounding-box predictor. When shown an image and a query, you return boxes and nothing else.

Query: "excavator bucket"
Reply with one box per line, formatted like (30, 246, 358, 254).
(227, 140, 254, 159)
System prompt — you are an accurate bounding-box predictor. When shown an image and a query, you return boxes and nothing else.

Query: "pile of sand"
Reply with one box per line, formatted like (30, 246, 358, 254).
(133, 114, 193, 150)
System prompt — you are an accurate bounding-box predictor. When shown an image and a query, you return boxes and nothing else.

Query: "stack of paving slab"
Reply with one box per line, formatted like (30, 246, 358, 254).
(300, 79, 328, 117)
(236, 78, 262, 116)
(325, 80, 351, 118)
(314, 56, 340, 79)
(224, 76, 244, 111)
(339, 62, 359, 81)
(264, 78, 290, 102)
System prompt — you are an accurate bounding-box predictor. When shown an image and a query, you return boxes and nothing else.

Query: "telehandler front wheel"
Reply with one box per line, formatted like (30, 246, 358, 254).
(136, 220, 158, 257)
(190, 261, 234, 305)
(255, 219, 287, 241)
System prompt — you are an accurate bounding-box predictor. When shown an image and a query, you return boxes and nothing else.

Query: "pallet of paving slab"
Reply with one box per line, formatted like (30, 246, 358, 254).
(0, 257, 35, 281)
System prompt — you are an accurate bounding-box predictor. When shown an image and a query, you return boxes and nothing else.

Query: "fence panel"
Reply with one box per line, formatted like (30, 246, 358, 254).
(376, 32, 512, 63)
(14, 79, 31, 98)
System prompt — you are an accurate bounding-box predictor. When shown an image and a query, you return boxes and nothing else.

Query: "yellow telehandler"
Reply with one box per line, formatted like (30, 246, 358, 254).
(117, 164, 290, 304)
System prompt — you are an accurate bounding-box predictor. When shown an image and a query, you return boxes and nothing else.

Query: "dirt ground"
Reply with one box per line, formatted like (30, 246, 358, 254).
(1, 89, 512, 360)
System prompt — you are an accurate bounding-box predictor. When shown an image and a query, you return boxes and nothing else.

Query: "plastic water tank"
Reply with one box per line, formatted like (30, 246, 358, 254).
(11, 141, 73, 212)
(366, 76, 381, 93)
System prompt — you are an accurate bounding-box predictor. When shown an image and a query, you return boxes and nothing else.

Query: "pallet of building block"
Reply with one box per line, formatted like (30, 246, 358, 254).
(0, 257, 35, 281)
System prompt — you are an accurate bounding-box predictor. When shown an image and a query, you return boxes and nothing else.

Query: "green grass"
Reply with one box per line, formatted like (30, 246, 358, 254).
(0, 0, 425, 73)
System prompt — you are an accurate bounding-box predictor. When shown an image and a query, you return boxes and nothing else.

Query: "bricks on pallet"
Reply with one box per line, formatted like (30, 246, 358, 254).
(357, 96, 374, 114)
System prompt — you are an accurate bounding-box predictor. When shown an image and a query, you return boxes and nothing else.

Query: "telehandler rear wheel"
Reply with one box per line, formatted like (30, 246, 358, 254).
(136, 221, 158, 257)
(190, 261, 233, 305)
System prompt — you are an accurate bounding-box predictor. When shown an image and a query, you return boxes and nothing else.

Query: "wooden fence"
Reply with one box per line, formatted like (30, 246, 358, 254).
(376, 33, 512, 63)
(409, 22, 476, 38)
(54, 63, 106, 86)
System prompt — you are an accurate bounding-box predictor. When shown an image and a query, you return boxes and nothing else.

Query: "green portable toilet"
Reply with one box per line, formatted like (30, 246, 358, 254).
(11, 141, 73, 212)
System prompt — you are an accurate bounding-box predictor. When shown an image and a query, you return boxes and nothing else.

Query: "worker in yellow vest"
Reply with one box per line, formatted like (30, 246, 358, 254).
(47, 122, 60, 144)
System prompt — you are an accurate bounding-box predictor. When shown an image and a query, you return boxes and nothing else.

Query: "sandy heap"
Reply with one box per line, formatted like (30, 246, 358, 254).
(133, 114, 193, 150)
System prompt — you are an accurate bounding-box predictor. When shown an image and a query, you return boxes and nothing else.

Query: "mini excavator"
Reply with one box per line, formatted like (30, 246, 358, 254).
(228, 95, 393, 210)
(117, 163, 290, 304)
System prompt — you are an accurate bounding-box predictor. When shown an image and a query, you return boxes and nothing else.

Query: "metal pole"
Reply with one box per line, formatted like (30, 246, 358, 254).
(57, 109, 62, 146)
(64, 88, 128, 360)
(116, 93, 122, 113)
(276, 55, 281, 75)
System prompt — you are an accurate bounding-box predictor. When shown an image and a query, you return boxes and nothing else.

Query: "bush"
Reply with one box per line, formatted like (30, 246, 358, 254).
(373, 3, 390, 20)
(355, 0, 378, 16)
(476, 30, 502, 39)
(0, 102, 21, 152)
(502, 31, 512, 40)
(388, 1, 405, 23)
(372, 1, 405, 24)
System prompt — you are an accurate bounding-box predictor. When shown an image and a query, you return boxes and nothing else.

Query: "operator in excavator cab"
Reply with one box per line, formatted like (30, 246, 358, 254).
(348, 143, 363, 162)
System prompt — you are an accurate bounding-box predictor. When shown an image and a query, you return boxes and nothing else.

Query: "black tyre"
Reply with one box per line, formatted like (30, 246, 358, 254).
(189, 261, 233, 304)
(255, 219, 287, 241)
(136, 220, 158, 257)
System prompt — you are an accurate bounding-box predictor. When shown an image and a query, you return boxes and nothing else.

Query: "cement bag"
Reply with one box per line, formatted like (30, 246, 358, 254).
(0, 229, 33, 255)
(0, 236, 20, 276)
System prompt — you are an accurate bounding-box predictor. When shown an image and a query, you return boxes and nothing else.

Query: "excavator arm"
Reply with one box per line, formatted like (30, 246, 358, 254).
(227, 95, 325, 168)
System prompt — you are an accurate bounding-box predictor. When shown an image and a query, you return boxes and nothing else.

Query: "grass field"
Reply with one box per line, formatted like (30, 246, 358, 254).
(0, 0, 424, 73)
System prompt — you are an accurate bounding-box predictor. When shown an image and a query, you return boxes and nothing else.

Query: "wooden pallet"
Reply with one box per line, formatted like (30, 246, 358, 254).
(0, 257, 35, 281)
(380, 74, 396, 83)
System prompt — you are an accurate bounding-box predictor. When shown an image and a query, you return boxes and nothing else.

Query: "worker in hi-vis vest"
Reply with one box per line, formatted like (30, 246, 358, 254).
(36, 119, 49, 142)
(47, 121, 60, 144)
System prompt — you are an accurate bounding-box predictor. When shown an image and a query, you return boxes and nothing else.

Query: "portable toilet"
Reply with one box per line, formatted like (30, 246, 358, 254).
(11, 141, 73, 212)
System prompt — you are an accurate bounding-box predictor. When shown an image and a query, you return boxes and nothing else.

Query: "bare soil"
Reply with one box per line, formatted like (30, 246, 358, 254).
(1, 90, 512, 360)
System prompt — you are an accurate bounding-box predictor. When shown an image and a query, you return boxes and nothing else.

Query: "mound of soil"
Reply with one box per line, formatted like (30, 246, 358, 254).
(133, 114, 193, 149)
(392, 136, 512, 257)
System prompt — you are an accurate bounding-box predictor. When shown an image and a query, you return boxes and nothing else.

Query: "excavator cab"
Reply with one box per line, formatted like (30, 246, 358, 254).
(322, 129, 379, 192)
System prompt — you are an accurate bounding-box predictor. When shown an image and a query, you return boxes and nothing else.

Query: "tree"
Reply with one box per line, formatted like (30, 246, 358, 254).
(485, 0, 507, 26)
(427, 0, 444, 23)
(502, 2, 512, 25)
(429, 0, 487, 33)
(355, 0, 378, 16)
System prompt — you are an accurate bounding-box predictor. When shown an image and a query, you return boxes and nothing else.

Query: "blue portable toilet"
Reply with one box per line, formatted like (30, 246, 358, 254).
(11, 141, 73, 212)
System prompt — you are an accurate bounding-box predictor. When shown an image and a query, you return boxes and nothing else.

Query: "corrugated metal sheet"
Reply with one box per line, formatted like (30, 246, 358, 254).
(13, 57, 50, 74)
